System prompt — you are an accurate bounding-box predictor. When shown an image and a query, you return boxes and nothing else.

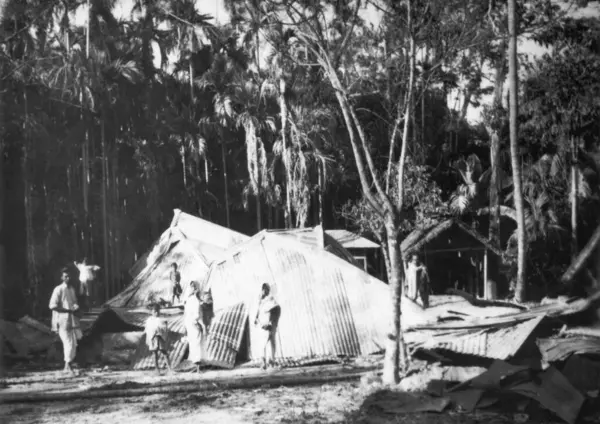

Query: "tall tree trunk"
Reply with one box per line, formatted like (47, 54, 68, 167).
(318, 162, 324, 227)
(508, 0, 527, 302)
(101, 121, 109, 303)
(113, 158, 121, 294)
(0, 0, 13, 376)
(485, 48, 506, 299)
(384, 0, 415, 385)
(570, 136, 578, 260)
(220, 130, 231, 228)
(82, 3, 91, 258)
(185, 28, 194, 194)
(0, 102, 5, 379)
(255, 140, 262, 232)
(181, 142, 187, 189)
(67, 167, 79, 258)
(23, 91, 38, 315)
(382, 219, 403, 384)
(280, 78, 292, 228)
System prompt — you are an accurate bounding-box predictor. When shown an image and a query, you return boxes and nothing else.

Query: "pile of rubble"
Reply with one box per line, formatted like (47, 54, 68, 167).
(374, 292, 600, 423)
(0, 315, 58, 365)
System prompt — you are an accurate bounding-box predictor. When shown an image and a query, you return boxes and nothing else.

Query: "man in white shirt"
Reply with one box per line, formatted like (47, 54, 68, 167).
(74, 257, 101, 308)
(49, 266, 83, 374)
(404, 253, 430, 308)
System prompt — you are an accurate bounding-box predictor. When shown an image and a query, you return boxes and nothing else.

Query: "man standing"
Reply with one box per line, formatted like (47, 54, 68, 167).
(404, 253, 430, 308)
(49, 266, 83, 375)
(74, 257, 101, 309)
(184, 281, 205, 373)
(254, 283, 281, 370)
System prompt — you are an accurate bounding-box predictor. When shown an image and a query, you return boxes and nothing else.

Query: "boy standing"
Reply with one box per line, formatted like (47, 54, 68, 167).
(169, 262, 182, 305)
(144, 304, 173, 374)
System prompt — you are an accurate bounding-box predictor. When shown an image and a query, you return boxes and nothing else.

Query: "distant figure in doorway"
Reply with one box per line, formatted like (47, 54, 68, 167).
(254, 283, 281, 370)
(170, 262, 183, 305)
(404, 253, 430, 309)
(184, 281, 206, 373)
(73, 257, 101, 309)
(144, 303, 172, 375)
(49, 266, 83, 375)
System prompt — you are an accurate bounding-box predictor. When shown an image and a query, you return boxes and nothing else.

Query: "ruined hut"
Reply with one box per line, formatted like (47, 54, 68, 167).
(325, 229, 383, 279)
(401, 219, 504, 298)
(202, 226, 391, 368)
(107, 209, 249, 308)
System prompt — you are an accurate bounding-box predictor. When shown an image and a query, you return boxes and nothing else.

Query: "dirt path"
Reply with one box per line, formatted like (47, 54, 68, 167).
(2, 382, 525, 424)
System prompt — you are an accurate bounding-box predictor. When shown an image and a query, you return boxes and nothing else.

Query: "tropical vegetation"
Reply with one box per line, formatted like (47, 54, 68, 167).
(1, 0, 600, 383)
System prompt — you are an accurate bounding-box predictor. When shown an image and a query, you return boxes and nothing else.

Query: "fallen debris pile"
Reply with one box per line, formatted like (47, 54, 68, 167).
(365, 360, 586, 424)
(1, 316, 55, 363)
(393, 292, 600, 423)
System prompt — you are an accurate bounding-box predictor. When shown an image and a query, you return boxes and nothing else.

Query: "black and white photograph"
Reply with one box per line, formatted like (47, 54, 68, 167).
(2, 1, 600, 423)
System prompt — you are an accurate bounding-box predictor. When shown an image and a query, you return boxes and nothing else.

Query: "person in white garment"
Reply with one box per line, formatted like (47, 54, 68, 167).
(184, 281, 206, 373)
(73, 257, 100, 309)
(49, 266, 83, 375)
(404, 253, 430, 308)
(254, 283, 281, 370)
(144, 303, 172, 375)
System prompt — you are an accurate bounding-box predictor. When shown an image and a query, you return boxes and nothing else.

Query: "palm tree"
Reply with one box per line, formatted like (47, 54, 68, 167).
(197, 39, 249, 228)
(449, 153, 512, 214)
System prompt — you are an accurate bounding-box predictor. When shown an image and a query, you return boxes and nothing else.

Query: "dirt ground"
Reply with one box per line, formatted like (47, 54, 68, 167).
(1, 380, 528, 424)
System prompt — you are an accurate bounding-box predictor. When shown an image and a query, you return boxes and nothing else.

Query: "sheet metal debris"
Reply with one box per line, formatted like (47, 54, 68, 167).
(537, 335, 600, 363)
(391, 360, 585, 424)
(405, 315, 544, 360)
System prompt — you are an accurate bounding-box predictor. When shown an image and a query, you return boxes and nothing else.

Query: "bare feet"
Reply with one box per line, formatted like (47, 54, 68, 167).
(63, 363, 76, 376)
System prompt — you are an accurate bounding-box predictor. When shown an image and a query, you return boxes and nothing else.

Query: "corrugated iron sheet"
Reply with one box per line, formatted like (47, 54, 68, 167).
(206, 231, 390, 363)
(107, 238, 210, 308)
(204, 302, 248, 369)
(537, 336, 600, 363)
(128, 228, 175, 280)
(270, 227, 359, 266)
(117, 210, 249, 307)
(172, 209, 249, 250)
(325, 229, 380, 250)
(130, 331, 188, 370)
(129, 309, 187, 369)
(411, 295, 595, 331)
(406, 315, 544, 360)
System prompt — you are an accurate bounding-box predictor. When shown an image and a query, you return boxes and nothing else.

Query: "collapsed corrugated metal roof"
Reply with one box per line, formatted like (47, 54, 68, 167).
(204, 230, 391, 363)
(405, 315, 545, 360)
(269, 226, 360, 267)
(107, 237, 210, 308)
(120, 209, 250, 307)
(404, 293, 599, 332)
(325, 229, 380, 250)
